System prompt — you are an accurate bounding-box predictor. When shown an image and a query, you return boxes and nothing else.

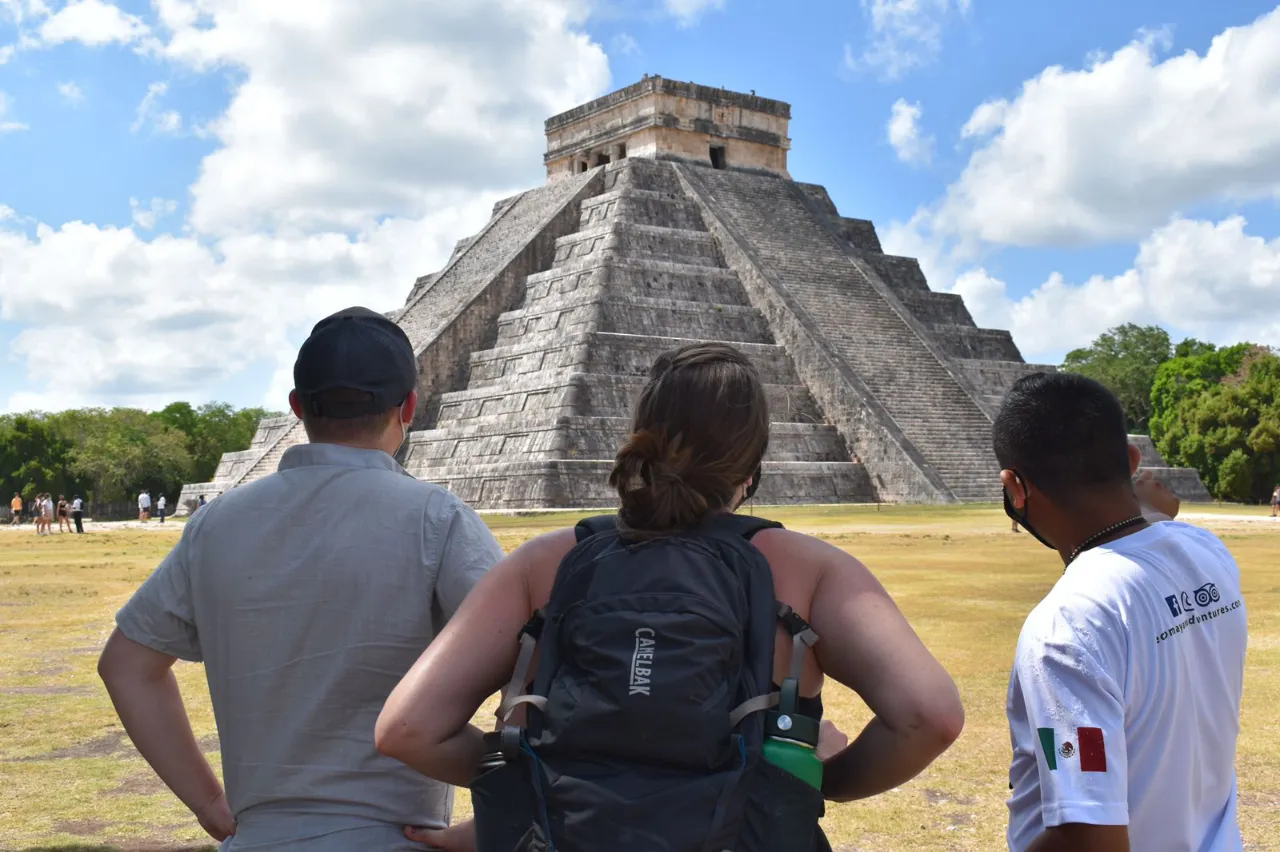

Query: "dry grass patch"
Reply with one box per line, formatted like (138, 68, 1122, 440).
(1, 506, 1278, 850)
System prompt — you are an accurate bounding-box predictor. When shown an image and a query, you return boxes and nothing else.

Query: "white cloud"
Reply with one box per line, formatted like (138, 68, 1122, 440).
(664, 0, 725, 27)
(0, 0, 611, 412)
(959, 98, 1007, 138)
(38, 0, 149, 46)
(56, 80, 84, 104)
(153, 0, 608, 237)
(887, 98, 933, 165)
(129, 197, 179, 230)
(937, 6, 1280, 248)
(0, 204, 16, 221)
(0, 90, 28, 132)
(944, 216, 1280, 363)
(130, 81, 182, 135)
(848, 0, 970, 81)
(612, 33, 640, 56)
(0, 208, 495, 412)
(0, 44, 14, 64)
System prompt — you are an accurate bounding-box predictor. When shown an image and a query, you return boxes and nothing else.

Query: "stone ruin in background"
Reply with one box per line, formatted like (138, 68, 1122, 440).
(180, 77, 1211, 512)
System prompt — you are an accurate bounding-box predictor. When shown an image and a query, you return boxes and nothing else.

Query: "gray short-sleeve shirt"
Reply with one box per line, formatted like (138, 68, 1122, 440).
(116, 443, 504, 851)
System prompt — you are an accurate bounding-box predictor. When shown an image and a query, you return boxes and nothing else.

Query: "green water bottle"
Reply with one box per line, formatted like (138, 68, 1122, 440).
(762, 678, 823, 790)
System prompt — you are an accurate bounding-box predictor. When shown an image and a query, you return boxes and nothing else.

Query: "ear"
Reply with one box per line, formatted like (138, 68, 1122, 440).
(1127, 442, 1142, 475)
(1000, 469, 1027, 510)
(400, 390, 419, 426)
(288, 390, 303, 420)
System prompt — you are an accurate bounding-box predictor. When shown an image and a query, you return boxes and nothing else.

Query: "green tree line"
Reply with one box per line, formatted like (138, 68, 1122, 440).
(1063, 324, 1279, 503)
(0, 402, 277, 508)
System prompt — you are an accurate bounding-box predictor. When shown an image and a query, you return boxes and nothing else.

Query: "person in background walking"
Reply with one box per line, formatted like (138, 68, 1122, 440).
(57, 495, 70, 533)
(10, 493, 22, 525)
(71, 495, 85, 534)
(156, 494, 167, 523)
(41, 494, 54, 535)
(138, 490, 151, 522)
(1271, 484, 1279, 518)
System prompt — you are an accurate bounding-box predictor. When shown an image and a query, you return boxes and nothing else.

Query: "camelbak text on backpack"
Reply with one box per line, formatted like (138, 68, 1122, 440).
(630, 628, 655, 696)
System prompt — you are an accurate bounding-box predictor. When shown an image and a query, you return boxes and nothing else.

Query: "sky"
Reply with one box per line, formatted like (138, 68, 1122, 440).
(1, 0, 1279, 414)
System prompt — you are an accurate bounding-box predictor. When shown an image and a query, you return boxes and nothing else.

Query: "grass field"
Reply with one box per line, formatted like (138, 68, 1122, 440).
(1, 504, 1277, 851)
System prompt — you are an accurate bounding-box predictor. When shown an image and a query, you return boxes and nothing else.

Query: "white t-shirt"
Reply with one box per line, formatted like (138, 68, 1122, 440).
(139, 493, 151, 509)
(1006, 521, 1247, 852)
(158, 496, 166, 510)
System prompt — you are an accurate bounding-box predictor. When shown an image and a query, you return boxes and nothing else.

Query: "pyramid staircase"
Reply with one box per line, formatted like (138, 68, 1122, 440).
(400, 159, 875, 508)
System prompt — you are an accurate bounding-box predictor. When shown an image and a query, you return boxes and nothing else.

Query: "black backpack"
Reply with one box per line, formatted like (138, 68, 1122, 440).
(470, 512, 827, 852)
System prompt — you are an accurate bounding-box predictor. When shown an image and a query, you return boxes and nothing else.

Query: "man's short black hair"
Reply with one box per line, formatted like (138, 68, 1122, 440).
(993, 371, 1132, 502)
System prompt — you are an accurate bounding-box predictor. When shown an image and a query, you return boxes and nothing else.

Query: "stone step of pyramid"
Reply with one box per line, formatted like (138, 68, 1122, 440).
(928, 325, 1023, 361)
(687, 164, 998, 499)
(403, 418, 850, 473)
(893, 289, 974, 328)
(494, 293, 772, 349)
(413, 459, 875, 510)
(581, 188, 707, 231)
(554, 222, 723, 268)
(431, 373, 823, 430)
(523, 260, 750, 309)
(466, 332, 799, 390)
(604, 158, 688, 195)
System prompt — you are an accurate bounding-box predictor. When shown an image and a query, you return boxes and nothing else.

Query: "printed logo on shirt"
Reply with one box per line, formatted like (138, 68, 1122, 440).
(1157, 581, 1242, 644)
(1037, 727, 1107, 772)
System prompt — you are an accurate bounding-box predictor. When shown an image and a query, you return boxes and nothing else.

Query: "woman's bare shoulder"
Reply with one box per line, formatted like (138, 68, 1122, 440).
(751, 526, 852, 564)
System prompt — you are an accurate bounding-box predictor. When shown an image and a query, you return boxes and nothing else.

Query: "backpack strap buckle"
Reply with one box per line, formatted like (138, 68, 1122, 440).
(496, 610, 547, 724)
(777, 603, 819, 682)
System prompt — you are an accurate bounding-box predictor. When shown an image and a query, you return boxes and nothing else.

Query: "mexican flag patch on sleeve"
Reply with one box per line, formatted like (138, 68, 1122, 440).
(1037, 726, 1107, 772)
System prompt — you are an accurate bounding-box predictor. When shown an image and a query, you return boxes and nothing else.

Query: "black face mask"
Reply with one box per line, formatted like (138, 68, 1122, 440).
(1003, 472, 1055, 551)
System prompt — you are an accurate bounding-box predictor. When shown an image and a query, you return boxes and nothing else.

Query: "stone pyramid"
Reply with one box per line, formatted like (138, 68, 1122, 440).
(180, 77, 1210, 511)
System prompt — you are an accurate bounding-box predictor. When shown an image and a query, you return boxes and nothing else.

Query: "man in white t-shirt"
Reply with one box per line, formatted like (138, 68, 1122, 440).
(996, 372, 1247, 852)
(138, 490, 151, 522)
(157, 494, 167, 524)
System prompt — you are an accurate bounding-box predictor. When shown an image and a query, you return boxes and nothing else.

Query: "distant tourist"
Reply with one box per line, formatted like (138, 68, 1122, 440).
(138, 490, 151, 522)
(57, 495, 70, 533)
(98, 306, 503, 850)
(1271, 483, 1279, 518)
(41, 494, 54, 535)
(10, 493, 21, 525)
(156, 494, 167, 524)
(996, 372, 1247, 852)
(71, 495, 84, 534)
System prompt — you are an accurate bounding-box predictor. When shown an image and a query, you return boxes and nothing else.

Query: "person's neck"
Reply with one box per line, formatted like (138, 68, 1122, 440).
(315, 437, 396, 455)
(1053, 489, 1149, 565)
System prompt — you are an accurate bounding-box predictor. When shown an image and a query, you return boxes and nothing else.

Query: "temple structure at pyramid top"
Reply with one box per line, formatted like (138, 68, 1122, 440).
(542, 76, 793, 180)
(179, 77, 1211, 513)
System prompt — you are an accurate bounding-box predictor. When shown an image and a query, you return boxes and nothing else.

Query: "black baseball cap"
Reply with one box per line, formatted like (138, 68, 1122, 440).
(293, 306, 416, 419)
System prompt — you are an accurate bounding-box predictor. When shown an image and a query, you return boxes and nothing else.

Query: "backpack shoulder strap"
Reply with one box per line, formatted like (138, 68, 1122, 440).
(574, 514, 618, 542)
(705, 512, 785, 540)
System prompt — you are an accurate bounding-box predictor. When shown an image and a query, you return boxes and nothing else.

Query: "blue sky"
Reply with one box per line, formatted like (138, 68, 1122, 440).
(1, 0, 1279, 413)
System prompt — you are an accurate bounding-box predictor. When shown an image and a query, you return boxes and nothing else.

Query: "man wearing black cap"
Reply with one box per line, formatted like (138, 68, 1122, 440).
(98, 307, 503, 850)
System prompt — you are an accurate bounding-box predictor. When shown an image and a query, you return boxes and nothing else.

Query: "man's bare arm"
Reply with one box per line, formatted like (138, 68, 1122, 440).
(1026, 823, 1129, 852)
(98, 629, 236, 841)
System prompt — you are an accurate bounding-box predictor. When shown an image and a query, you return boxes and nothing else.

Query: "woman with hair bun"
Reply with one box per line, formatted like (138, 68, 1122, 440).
(377, 342, 964, 851)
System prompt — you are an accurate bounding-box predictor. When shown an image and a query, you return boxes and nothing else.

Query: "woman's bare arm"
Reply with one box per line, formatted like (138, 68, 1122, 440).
(782, 532, 964, 801)
(375, 529, 577, 786)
